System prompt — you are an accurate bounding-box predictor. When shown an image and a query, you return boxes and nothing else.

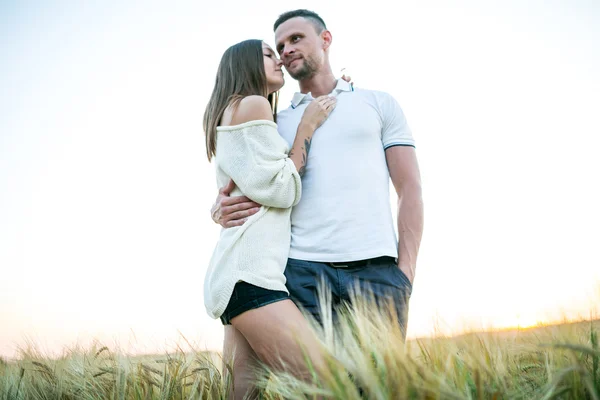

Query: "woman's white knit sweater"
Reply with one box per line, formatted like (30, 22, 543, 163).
(204, 120, 302, 319)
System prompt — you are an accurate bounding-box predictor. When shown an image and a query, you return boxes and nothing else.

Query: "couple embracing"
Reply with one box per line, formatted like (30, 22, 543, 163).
(202, 9, 423, 399)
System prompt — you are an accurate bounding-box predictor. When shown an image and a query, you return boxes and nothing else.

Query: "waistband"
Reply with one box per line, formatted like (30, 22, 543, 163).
(326, 256, 396, 268)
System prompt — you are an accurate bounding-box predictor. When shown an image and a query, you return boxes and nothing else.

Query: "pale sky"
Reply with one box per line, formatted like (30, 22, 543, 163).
(1, 1, 599, 359)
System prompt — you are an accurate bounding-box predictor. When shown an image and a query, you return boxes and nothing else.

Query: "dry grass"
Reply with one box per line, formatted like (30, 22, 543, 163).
(1, 293, 598, 399)
(0, 343, 228, 399)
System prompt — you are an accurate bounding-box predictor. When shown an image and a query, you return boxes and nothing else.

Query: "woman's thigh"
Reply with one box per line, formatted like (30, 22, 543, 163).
(223, 325, 259, 399)
(230, 299, 324, 376)
(223, 325, 257, 370)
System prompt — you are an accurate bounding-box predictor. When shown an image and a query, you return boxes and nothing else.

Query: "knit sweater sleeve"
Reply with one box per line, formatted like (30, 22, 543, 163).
(215, 120, 302, 208)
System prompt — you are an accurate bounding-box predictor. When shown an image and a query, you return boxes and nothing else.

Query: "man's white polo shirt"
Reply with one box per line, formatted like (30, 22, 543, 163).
(277, 79, 415, 262)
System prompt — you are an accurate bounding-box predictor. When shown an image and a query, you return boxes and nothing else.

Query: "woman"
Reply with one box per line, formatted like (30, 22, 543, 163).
(202, 39, 336, 399)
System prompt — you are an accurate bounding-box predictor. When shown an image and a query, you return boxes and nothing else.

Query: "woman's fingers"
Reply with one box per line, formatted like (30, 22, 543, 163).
(323, 98, 337, 111)
(318, 97, 336, 108)
(311, 96, 337, 117)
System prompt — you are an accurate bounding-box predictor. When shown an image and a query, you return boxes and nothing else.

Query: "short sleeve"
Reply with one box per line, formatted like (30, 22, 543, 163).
(379, 92, 415, 149)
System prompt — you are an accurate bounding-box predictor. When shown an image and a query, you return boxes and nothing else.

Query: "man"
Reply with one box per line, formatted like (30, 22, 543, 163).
(211, 9, 423, 338)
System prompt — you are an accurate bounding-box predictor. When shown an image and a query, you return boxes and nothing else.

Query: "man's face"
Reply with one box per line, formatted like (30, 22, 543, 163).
(275, 17, 323, 81)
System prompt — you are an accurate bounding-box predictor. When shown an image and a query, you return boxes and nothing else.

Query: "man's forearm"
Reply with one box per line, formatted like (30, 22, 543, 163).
(397, 183, 424, 273)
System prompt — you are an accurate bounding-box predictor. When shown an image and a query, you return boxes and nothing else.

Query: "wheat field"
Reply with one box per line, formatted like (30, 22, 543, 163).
(1, 294, 598, 400)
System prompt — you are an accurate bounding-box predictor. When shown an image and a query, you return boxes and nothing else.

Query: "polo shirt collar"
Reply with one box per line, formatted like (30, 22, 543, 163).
(290, 79, 354, 109)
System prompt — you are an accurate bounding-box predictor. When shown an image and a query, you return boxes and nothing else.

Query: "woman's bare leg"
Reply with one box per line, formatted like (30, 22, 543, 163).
(223, 325, 260, 400)
(231, 299, 325, 380)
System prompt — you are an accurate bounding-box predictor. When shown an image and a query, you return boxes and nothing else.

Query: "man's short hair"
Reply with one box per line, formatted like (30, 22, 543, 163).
(273, 9, 327, 33)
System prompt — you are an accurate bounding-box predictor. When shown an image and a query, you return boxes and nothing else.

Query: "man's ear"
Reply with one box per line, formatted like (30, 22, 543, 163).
(321, 30, 333, 50)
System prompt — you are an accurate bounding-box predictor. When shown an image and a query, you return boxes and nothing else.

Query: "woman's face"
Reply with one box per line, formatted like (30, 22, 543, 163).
(262, 42, 284, 94)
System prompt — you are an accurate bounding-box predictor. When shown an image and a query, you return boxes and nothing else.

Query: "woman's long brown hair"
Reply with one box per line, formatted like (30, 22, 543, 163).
(203, 39, 279, 161)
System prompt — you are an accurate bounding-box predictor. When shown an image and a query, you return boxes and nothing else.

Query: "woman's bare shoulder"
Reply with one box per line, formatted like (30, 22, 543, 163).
(229, 96, 274, 126)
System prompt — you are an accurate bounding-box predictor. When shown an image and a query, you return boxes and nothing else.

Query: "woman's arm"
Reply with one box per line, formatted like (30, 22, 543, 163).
(217, 96, 298, 208)
(216, 95, 336, 209)
(288, 95, 337, 176)
(210, 95, 337, 224)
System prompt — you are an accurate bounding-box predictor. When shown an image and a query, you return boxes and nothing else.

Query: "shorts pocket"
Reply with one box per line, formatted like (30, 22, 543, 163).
(390, 265, 413, 291)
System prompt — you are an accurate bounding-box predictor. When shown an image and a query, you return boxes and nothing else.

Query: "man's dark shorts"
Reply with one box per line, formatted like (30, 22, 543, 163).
(284, 256, 412, 339)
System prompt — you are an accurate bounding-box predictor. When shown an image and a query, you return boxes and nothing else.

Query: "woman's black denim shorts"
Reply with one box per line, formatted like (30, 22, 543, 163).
(220, 281, 290, 325)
